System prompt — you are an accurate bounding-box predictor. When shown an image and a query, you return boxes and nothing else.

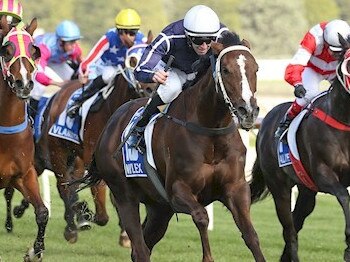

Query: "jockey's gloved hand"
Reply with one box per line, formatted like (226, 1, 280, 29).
(294, 84, 306, 98)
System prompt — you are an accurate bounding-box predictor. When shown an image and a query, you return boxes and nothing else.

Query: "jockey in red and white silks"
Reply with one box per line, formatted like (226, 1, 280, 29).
(275, 19, 350, 138)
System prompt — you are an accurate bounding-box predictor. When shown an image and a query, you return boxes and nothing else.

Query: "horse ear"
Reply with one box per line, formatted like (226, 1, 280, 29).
(338, 33, 350, 50)
(241, 39, 251, 49)
(211, 42, 224, 55)
(1, 16, 9, 36)
(26, 18, 38, 36)
(147, 30, 153, 44)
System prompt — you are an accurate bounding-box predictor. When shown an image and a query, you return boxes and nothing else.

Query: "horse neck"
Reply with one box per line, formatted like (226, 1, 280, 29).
(0, 77, 26, 126)
(186, 71, 231, 127)
(326, 79, 350, 123)
(105, 74, 138, 115)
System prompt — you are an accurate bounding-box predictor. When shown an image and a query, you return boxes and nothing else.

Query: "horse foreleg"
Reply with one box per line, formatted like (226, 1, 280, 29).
(16, 167, 48, 261)
(270, 183, 299, 262)
(332, 186, 350, 261)
(142, 204, 173, 251)
(172, 180, 213, 262)
(56, 176, 79, 243)
(91, 181, 109, 226)
(224, 181, 265, 262)
(110, 191, 131, 248)
(292, 185, 317, 232)
(13, 198, 30, 218)
(109, 188, 150, 262)
(4, 187, 14, 232)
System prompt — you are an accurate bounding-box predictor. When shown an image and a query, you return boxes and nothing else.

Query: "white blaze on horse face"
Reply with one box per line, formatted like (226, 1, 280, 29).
(237, 54, 253, 110)
(19, 58, 30, 85)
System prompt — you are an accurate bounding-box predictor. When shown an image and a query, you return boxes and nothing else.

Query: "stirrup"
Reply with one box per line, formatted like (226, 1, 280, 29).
(127, 126, 145, 149)
(66, 103, 81, 118)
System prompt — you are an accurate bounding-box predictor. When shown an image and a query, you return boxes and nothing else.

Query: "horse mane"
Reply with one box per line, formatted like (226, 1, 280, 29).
(183, 31, 242, 90)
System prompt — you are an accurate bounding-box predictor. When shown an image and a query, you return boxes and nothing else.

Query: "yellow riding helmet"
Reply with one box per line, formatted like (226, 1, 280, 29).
(115, 9, 141, 30)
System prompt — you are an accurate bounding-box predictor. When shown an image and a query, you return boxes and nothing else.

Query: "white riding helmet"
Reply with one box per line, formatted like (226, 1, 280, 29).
(183, 5, 220, 37)
(324, 19, 350, 52)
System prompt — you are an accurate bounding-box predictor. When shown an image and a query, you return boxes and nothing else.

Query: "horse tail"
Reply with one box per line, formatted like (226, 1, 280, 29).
(69, 156, 103, 192)
(249, 157, 270, 203)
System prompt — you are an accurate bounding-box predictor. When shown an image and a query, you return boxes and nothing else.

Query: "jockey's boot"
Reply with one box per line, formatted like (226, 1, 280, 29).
(128, 93, 164, 148)
(274, 101, 303, 139)
(66, 76, 106, 118)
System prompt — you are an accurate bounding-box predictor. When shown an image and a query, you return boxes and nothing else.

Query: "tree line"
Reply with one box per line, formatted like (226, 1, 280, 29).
(23, 0, 349, 58)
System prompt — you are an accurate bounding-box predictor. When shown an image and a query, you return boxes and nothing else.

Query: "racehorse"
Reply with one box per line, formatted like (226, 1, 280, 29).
(79, 31, 265, 262)
(249, 35, 350, 261)
(0, 17, 48, 261)
(31, 34, 155, 244)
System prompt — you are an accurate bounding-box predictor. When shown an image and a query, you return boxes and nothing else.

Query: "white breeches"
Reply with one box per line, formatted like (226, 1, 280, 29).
(296, 67, 335, 106)
(31, 62, 74, 100)
(155, 60, 196, 104)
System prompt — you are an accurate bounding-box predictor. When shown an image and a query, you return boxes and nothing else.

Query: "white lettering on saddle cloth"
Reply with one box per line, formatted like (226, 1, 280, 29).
(122, 107, 148, 177)
(122, 145, 147, 177)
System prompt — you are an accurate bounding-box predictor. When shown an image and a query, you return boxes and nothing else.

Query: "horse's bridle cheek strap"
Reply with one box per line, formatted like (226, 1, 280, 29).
(214, 45, 252, 117)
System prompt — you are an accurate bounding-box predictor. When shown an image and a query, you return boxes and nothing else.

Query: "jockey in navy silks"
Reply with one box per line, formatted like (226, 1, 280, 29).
(129, 5, 229, 147)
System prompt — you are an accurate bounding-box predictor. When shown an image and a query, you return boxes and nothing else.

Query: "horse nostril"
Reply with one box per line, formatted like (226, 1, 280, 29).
(15, 80, 24, 88)
(238, 107, 248, 117)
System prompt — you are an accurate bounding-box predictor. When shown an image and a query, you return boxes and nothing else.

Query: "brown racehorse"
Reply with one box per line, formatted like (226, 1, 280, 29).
(250, 36, 350, 261)
(79, 31, 265, 262)
(0, 17, 48, 261)
(34, 37, 155, 244)
(5, 33, 155, 245)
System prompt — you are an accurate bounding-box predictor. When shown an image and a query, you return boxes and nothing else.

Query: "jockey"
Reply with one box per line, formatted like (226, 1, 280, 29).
(275, 19, 350, 139)
(66, 8, 145, 117)
(128, 5, 228, 147)
(29, 20, 83, 119)
(0, 0, 24, 28)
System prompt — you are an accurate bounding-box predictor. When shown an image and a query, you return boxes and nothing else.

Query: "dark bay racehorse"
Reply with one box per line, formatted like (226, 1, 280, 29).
(250, 36, 350, 261)
(0, 17, 48, 261)
(80, 32, 264, 261)
(33, 37, 155, 244)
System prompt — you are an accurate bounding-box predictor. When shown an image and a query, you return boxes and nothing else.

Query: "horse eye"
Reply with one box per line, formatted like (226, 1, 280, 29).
(222, 67, 229, 74)
(3, 44, 15, 63)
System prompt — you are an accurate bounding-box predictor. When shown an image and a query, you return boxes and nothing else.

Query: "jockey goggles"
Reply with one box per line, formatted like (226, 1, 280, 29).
(119, 29, 138, 36)
(189, 36, 216, 45)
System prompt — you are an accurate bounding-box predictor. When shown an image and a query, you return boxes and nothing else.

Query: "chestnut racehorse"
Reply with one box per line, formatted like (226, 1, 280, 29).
(79, 31, 265, 261)
(0, 17, 48, 261)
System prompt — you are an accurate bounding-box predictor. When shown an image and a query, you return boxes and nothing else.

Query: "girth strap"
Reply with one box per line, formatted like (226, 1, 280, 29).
(163, 114, 236, 136)
(312, 108, 350, 131)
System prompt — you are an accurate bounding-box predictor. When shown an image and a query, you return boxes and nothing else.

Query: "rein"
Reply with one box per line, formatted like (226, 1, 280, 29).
(163, 113, 236, 136)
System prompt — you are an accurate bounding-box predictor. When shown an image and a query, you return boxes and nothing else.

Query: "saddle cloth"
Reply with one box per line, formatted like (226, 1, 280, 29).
(48, 88, 98, 144)
(122, 107, 161, 177)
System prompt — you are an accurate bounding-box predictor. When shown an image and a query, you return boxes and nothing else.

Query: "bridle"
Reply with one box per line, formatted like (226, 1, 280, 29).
(0, 27, 38, 98)
(214, 45, 253, 118)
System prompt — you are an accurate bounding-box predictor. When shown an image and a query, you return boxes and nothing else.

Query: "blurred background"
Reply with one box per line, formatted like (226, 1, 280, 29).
(22, 0, 350, 58)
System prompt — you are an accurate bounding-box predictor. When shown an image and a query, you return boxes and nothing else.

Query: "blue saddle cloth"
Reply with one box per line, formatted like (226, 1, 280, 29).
(121, 107, 148, 177)
(33, 96, 51, 141)
(277, 140, 292, 167)
(48, 89, 83, 144)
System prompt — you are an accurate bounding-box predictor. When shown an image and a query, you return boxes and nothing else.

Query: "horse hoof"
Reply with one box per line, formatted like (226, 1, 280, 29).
(5, 222, 13, 232)
(119, 231, 131, 248)
(94, 215, 109, 226)
(77, 220, 92, 231)
(64, 229, 78, 243)
(23, 247, 43, 262)
(13, 206, 25, 218)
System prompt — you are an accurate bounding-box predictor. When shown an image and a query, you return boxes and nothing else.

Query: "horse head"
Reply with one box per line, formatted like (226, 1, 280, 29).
(211, 32, 259, 130)
(0, 17, 40, 99)
(124, 31, 156, 97)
